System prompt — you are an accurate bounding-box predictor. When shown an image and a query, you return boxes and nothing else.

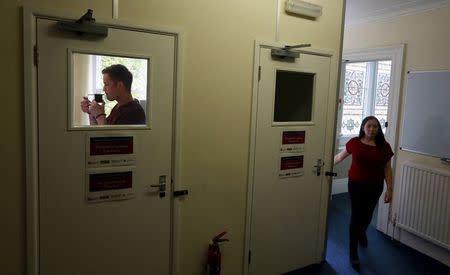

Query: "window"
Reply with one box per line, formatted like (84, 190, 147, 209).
(338, 60, 391, 144)
(274, 70, 315, 122)
(71, 52, 149, 127)
(92, 55, 148, 117)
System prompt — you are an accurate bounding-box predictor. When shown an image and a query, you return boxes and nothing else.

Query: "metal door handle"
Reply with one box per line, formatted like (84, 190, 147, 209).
(150, 184, 165, 188)
(150, 176, 167, 198)
(313, 159, 323, 176)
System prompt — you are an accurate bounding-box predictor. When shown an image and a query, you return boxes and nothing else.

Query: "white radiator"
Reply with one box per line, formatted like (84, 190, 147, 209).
(396, 162, 450, 251)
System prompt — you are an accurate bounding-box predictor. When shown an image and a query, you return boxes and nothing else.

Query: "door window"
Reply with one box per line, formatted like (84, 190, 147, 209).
(274, 70, 315, 122)
(71, 52, 149, 128)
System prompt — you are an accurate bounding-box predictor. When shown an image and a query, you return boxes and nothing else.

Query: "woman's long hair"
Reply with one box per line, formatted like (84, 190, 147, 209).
(358, 116, 386, 147)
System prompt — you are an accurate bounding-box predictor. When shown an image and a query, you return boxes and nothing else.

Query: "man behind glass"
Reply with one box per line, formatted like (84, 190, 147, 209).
(80, 64, 146, 125)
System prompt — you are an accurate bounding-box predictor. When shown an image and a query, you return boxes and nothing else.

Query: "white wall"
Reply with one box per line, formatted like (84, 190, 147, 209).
(344, 6, 450, 266)
(1, 0, 345, 274)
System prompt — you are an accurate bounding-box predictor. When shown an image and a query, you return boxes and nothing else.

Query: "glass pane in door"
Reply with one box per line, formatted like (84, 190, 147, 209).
(274, 70, 315, 122)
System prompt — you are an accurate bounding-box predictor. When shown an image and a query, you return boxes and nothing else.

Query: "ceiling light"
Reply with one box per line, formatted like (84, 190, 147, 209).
(285, 0, 322, 18)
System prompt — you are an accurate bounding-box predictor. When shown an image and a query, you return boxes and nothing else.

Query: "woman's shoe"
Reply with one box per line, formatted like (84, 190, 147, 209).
(350, 252, 360, 269)
(349, 243, 360, 269)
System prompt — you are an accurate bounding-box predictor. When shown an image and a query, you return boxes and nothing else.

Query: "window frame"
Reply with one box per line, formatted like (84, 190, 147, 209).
(68, 49, 152, 130)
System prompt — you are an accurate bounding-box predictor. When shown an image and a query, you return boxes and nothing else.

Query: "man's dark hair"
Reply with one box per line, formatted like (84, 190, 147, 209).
(102, 64, 133, 92)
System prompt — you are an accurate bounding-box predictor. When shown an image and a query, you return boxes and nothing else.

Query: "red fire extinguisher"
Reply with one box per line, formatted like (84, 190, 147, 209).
(207, 231, 229, 275)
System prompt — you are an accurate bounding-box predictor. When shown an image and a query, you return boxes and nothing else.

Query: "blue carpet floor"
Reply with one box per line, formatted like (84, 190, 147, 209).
(286, 193, 450, 275)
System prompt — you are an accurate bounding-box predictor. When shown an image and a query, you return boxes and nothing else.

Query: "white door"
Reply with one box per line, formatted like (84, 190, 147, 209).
(37, 18, 175, 274)
(249, 46, 331, 274)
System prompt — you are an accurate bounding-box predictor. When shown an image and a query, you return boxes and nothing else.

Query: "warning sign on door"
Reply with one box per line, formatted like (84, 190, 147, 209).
(86, 169, 135, 203)
(280, 130, 305, 153)
(279, 154, 304, 178)
(90, 136, 134, 155)
(86, 135, 136, 168)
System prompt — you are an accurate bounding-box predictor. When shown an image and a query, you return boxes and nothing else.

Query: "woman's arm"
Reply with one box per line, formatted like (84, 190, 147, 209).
(334, 148, 350, 165)
(384, 159, 393, 203)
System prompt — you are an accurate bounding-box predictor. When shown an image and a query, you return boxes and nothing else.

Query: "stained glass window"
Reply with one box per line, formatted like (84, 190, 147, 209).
(340, 60, 391, 137)
(341, 62, 367, 135)
(374, 60, 391, 132)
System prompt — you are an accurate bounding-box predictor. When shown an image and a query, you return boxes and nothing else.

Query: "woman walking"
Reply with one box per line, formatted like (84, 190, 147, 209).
(334, 116, 394, 269)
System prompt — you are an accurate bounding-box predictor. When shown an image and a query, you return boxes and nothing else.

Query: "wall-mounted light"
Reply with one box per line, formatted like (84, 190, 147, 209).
(285, 0, 322, 18)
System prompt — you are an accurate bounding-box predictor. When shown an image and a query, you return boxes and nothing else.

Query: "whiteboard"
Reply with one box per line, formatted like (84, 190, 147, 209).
(400, 70, 450, 159)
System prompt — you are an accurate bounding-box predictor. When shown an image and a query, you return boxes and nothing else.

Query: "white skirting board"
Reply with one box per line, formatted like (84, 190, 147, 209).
(332, 178, 348, 195)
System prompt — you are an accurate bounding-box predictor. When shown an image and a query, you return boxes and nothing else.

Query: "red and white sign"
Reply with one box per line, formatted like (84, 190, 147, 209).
(86, 135, 136, 168)
(281, 130, 305, 153)
(86, 170, 135, 202)
(90, 136, 134, 155)
(89, 171, 132, 192)
(279, 154, 304, 178)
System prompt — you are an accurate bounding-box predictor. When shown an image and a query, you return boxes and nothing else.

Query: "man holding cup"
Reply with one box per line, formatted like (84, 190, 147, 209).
(80, 64, 146, 125)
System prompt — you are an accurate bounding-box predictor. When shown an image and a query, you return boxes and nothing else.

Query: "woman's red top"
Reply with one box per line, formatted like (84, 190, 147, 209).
(346, 137, 394, 184)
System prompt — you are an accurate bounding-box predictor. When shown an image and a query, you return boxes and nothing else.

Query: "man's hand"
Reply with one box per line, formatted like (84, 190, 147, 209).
(89, 101, 105, 118)
(81, 97, 91, 114)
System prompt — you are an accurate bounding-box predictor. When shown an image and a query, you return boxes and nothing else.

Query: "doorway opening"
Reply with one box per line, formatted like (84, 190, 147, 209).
(333, 59, 392, 224)
(333, 59, 392, 201)
(326, 45, 404, 272)
(331, 45, 404, 230)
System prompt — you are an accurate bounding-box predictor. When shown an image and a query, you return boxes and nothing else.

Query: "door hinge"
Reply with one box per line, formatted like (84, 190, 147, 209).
(33, 45, 39, 66)
(248, 250, 252, 264)
(258, 66, 261, 81)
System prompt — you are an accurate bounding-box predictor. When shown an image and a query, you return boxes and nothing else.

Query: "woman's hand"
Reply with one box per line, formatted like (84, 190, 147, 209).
(384, 159, 393, 203)
(384, 189, 392, 203)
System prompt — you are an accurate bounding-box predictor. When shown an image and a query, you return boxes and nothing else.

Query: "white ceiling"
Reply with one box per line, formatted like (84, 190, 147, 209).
(345, 0, 450, 27)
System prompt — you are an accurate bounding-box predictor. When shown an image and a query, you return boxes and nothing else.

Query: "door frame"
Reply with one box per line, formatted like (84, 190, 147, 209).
(23, 7, 184, 275)
(339, 44, 404, 233)
(243, 40, 340, 274)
